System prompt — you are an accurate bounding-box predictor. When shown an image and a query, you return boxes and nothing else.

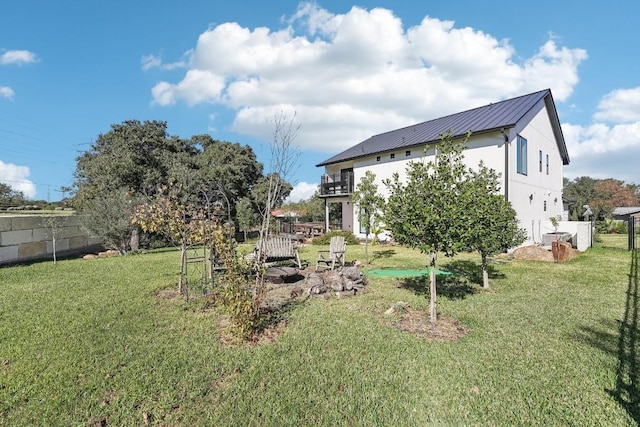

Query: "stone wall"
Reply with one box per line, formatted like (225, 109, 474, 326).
(0, 215, 102, 265)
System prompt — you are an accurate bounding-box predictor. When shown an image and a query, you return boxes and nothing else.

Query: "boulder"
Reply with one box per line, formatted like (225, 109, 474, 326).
(512, 245, 554, 262)
(512, 243, 580, 262)
(98, 249, 119, 258)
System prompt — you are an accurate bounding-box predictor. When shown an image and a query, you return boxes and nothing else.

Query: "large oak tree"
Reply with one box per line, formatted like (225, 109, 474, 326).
(72, 120, 271, 253)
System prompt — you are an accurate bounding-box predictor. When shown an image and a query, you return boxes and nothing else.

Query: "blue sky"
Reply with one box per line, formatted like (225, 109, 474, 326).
(1, 0, 639, 202)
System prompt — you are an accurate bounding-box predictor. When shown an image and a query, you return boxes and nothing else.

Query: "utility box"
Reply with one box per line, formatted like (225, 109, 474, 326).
(542, 232, 573, 247)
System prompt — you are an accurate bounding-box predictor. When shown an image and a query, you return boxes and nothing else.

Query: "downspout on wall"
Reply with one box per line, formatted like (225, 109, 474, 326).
(502, 128, 510, 202)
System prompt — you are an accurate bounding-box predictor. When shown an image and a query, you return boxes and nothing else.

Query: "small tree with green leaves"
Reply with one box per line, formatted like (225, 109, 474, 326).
(462, 162, 526, 288)
(352, 170, 385, 264)
(384, 131, 470, 323)
(236, 197, 257, 242)
(132, 186, 222, 294)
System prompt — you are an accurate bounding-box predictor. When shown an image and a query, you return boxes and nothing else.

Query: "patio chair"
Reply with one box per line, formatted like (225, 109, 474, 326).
(315, 236, 346, 271)
(255, 236, 302, 269)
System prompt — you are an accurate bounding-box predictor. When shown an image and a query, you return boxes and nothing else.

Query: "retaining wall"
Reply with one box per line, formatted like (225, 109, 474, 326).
(0, 215, 102, 265)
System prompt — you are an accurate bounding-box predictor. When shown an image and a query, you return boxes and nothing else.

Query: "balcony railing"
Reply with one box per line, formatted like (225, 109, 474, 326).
(320, 172, 354, 196)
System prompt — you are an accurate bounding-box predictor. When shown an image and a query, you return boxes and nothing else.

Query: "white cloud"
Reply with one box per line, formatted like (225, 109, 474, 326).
(0, 86, 15, 100)
(593, 87, 640, 123)
(0, 49, 38, 65)
(150, 4, 587, 153)
(152, 69, 226, 106)
(563, 86, 640, 183)
(1, 49, 38, 99)
(141, 52, 189, 71)
(287, 181, 318, 202)
(0, 161, 36, 199)
(141, 54, 163, 71)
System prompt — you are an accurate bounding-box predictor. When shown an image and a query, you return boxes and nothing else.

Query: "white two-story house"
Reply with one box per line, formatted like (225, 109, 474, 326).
(316, 89, 570, 245)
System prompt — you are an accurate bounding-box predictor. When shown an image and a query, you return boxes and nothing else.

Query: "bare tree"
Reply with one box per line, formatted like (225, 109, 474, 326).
(44, 216, 66, 265)
(254, 112, 301, 305)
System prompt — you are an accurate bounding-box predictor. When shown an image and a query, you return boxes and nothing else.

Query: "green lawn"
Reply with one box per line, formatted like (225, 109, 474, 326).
(1, 239, 638, 426)
(596, 232, 630, 250)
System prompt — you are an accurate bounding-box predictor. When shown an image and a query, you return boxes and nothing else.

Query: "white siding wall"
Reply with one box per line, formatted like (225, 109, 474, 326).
(348, 132, 508, 239)
(342, 201, 354, 232)
(323, 106, 565, 246)
(324, 163, 352, 179)
(509, 107, 564, 244)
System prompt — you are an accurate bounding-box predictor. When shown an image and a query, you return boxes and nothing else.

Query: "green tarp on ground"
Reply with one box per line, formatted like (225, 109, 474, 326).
(366, 268, 453, 278)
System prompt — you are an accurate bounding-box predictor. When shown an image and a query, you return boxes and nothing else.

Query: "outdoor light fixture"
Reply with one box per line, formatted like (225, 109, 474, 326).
(529, 194, 534, 201)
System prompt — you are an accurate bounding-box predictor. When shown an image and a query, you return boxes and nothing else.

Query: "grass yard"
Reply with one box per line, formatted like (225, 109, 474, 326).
(1, 237, 638, 425)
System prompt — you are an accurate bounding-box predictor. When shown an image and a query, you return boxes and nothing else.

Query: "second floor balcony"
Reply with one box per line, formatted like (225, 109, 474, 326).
(320, 171, 354, 197)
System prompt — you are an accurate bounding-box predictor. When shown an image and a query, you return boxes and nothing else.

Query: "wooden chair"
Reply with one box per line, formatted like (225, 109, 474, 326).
(315, 236, 346, 271)
(256, 236, 302, 269)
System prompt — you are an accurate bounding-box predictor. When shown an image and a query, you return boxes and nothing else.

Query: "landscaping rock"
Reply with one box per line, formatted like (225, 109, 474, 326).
(98, 249, 119, 258)
(512, 245, 554, 262)
(335, 290, 355, 298)
(309, 284, 328, 295)
(513, 243, 580, 262)
(342, 266, 367, 285)
(303, 266, 368, 297)
(324, 271, 344, 291)
(305, 272, 327, 295)
(559, 241, 580, 261)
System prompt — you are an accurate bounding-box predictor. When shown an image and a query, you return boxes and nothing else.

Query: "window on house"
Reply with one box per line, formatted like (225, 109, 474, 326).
(539, 150, 543, 172)
(544, 200, 547, 212)
(546, 154, 549, 175)
(405, 150, 411, 156)
(390, 153, 395, 159)
(517, 135, 528, 175)
(376, 156, 380, 162)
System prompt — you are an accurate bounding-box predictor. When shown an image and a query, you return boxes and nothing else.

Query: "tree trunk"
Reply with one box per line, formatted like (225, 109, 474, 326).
(481, 253, 489, 288)
(130, 227, 139, 252)
(365, 233, 369, 264)
(52, 236, 57, 265)
(179, 246, 187, 294)
(429, 258, 437, 323)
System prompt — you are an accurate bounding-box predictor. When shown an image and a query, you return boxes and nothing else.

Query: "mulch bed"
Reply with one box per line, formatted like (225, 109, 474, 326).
(391, 309, 468, 341)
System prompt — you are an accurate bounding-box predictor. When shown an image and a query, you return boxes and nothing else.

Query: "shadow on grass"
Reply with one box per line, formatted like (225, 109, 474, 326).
(442, 259, 506, 285)
(401, 273, 477, 300)
(574, 249, 640, 423)
(371, 249, 397, 263)
(572, 318, 620, 359)
(611, 248, 640, 423)
(399, 259, 506, 300)
(255, 297, 307, 334)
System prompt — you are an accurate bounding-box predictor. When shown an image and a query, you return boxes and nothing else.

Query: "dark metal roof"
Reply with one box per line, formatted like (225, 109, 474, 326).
(613, 207, 640, 216)
(317, 89, 570, 167)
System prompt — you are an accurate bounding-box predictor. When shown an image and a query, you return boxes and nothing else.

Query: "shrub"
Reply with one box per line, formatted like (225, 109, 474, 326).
(596, 218, 628, 234)
(312, 230, 360, 245)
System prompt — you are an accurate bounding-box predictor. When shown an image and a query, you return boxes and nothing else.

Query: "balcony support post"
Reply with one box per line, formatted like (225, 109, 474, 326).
(324, 198, 330, 232)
